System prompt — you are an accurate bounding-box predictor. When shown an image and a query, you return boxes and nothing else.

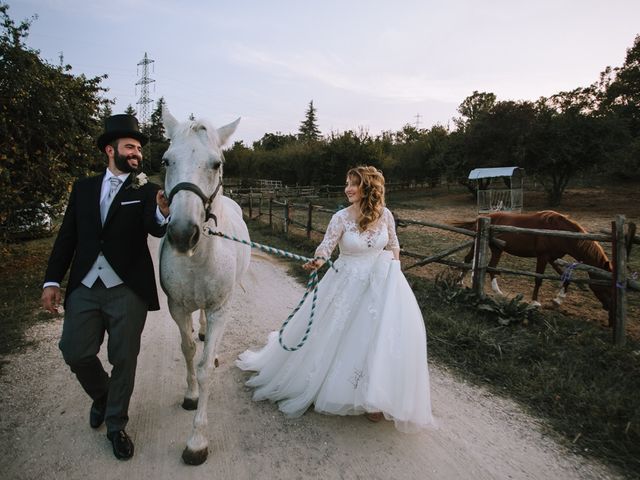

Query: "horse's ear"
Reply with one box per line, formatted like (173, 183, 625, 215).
(162, 105, 179, 139)
(217, 118, 240, 146)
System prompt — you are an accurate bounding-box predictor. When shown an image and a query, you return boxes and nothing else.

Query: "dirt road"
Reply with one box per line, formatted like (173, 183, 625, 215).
(0, 237, 621, 480)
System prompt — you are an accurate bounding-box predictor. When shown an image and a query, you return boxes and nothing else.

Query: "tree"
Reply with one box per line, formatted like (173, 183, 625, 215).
(124, 104, 137, 116)
(142, 97, 169, 175)
(454, 91, 497, 131)
(602, 35, 640, 135)
(320, 130, 381, 184)
(298, 100, 321, 142)
(148, 97, 166, 142)
(447, 97, 535, 194)
(0, 3, 108, 230)
(527, 93, 616, 205)
(598, 35, 640, 179)
(253, 132, 297, 151)
(98, 102, 113, 123)
(224, 140, 255, 181)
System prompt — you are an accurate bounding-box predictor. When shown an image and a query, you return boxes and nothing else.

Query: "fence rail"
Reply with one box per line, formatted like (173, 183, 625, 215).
(234, 194, 637, 346)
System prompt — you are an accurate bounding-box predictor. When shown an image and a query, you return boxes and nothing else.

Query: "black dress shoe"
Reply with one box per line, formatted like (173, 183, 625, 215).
(89, 398, 107, 429)
(107, 430, 134, 460)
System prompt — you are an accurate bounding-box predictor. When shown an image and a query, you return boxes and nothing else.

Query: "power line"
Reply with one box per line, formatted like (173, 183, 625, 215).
(135, 52, 155, 125)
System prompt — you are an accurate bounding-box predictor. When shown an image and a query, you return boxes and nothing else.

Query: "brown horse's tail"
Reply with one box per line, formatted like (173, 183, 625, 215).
(451, 219, 478, 231)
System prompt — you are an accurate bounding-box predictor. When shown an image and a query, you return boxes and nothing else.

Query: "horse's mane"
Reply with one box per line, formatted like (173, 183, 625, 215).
(537, 210, 585, 232)
(538, 211, 610, 267)
(172, 119, 222, 150)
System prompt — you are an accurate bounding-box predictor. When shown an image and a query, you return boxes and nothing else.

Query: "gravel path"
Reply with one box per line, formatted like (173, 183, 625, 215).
(0, 237, 622, 480)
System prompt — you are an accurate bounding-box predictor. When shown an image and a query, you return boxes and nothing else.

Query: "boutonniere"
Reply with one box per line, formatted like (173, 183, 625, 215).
(129, 172, 149, 189)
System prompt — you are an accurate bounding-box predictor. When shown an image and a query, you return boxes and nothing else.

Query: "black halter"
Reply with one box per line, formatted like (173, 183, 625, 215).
(166, 179, 222, 226)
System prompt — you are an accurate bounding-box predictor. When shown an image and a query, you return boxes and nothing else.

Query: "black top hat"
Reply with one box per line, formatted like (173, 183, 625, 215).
(97, 114, 149, 151)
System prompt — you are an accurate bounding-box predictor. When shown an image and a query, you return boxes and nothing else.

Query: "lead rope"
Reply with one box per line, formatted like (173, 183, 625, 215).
(203, 226, 337, 351)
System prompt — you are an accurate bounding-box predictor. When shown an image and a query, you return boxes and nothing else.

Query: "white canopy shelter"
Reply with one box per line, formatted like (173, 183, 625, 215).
(468, 166, 524, 213)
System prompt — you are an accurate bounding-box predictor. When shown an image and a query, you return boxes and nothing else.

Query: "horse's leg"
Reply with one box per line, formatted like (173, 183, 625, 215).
(197, 309, 219, 367)
(168, 301, 199, 410)
(182, 304, 228, 466)
(197, 310, 206, 341)
(531, 256, 548, 307)
(488, 248, 505, 295)
(550, 261, 569, 306)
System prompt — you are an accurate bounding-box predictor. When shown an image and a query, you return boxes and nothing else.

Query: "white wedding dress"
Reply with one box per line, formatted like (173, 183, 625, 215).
(236, 207, 434, 432)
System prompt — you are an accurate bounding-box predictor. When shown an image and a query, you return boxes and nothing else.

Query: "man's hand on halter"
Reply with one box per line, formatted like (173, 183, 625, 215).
(157, 189, 170, 217)
(302, 258, 325, 272)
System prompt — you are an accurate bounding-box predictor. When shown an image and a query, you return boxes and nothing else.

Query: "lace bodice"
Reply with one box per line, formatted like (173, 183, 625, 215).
(314, 207, 399, 259)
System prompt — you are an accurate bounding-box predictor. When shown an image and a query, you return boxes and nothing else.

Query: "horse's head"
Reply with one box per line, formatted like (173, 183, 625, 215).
(162, 106, 240, 256)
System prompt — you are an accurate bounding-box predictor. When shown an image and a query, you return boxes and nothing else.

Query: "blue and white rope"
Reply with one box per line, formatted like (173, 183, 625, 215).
(203, 227, 336, 351)
(560, 262, 581, 284)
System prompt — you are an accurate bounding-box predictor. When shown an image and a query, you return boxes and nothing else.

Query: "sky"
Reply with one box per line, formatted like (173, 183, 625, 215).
(8, 0, 640, 146)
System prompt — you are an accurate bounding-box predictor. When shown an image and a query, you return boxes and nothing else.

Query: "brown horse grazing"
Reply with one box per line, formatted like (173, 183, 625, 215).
(455, 210, 612, 311)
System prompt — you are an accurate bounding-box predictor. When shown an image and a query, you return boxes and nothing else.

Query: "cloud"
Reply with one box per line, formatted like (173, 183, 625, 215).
(229, 44, 470, 104)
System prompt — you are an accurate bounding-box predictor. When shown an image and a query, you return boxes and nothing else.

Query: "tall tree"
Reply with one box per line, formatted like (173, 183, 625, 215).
(527, 92, 615, 205)
(148, 97, 166, 142)
(598, 35, 640, 179)
(298, 100, 321, 142)
(0, 3, 108, 229)
(602, 35, 640, 135)
(144, 97, 169, 174)
(454, 91, 497, 131)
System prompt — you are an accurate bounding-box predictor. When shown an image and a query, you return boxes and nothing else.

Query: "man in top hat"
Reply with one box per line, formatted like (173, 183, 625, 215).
(41, 114, 170, 460)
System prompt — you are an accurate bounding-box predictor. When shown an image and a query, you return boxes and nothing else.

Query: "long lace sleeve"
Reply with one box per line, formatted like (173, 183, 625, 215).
(314, 212, 344, 259)
(384, 208, 400, 251)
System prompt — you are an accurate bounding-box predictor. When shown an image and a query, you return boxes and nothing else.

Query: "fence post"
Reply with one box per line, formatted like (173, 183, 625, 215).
(472, 217, 491, 298)
(283, 200, 289, 235)
(611, 215, 628, 346)
(269, 198, 273, 229)
(248, 194, 253, 219)
(258, 194, 263, 218)
(306, 202, 313, 239)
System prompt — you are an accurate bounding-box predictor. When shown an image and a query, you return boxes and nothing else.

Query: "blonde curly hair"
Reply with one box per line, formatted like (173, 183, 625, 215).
(347, 166, 386, 231)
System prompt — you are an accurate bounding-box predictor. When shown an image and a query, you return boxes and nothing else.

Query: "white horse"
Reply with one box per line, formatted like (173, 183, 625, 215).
(159, 107, 250, 465)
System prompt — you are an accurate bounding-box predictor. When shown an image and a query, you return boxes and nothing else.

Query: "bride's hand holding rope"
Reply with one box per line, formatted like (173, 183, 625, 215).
(302, 258, 325, 272)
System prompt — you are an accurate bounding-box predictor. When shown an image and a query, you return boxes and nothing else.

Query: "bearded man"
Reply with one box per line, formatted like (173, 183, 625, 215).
(41, 114, 170, 460)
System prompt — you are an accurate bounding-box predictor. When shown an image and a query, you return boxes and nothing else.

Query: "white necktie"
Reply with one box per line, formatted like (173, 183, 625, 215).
(101, 177, 121, 224)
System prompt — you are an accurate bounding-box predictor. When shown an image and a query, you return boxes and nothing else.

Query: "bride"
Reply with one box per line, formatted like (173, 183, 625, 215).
(236, 166, 434, 432)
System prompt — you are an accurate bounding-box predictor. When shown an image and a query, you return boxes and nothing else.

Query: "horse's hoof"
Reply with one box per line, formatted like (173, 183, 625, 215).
(182, 446, 208, 465)
(198, 333, 205, 341)
(182, 398, 198, 410)
(531, 301, 542, 308)
(552, 298, 563, 306)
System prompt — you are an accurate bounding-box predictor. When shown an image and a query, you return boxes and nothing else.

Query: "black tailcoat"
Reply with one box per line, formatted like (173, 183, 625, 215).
(44, 173, 166, 311)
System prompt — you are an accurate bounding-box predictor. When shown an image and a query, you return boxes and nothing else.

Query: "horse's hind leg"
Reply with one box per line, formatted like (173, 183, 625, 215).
(169, 302, 199, 410)
(182, 304, 228, 466)
(531, 257, 549, 307)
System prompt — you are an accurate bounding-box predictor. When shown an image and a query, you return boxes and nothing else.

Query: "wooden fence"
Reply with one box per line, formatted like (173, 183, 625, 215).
(235, 194, 639, 346)
(226, 181, 435, 201)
